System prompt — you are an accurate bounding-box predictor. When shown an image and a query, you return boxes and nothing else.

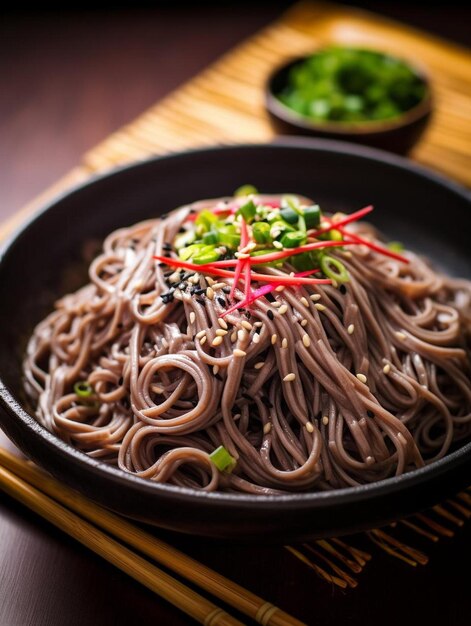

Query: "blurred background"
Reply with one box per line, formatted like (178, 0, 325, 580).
(1, 1, 469, 221)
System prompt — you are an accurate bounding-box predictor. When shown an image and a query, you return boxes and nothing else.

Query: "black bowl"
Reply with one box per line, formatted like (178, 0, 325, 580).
(0, 140, 470, 542)
(266, 56, 432, 154)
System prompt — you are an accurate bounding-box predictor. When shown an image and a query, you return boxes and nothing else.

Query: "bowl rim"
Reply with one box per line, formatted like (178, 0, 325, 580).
(265, 49, 433, 136)
(1, 138, 470, 511)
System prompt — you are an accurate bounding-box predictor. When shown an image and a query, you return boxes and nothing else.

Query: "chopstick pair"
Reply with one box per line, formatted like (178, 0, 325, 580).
(0, 447, 305, 626)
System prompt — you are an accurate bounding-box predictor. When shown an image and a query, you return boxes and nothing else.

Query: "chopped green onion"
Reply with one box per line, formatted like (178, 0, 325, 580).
(202, 230, 219, 245)
(320, 254, 349, 283)
(218, 225, 240, 249)
(195, 210, 219, 233)
(281, 230, 307, 248)
(179, 243, 207, 261)
(290, 251, 317, 271)
(303, 205, 322, 229)
(192, 246, 221, 265)
(282, 195, 303, 215)
(252, 221, 272, 244)
(209, 445, 237, 472)
(234, 184, 258, 197)
(236, 199, 257, 223)
(387, 241, 405, 253)
(174, 230, 195, 250)
(74, 381, 94, 398)
(280, 207, 299, 224)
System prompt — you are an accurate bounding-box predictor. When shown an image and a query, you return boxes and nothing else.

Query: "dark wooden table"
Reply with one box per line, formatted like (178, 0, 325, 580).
(1, 5, 470, 625)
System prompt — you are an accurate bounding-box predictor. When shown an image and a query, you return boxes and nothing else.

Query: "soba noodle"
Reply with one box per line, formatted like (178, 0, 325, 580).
(23, 194, 471, 494)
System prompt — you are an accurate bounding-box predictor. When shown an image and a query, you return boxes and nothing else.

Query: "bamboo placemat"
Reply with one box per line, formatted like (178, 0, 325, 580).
(2, 1, 471, 244)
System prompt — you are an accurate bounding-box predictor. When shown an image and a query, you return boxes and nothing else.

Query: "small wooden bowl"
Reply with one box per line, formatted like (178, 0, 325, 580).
(266, 54, 433, 154)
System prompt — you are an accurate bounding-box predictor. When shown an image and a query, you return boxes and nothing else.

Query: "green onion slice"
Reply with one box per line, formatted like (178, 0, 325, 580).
(387, 241, 405, 253)
(236, 199, 257, 223)
(74, 381, 94, 398)
(303, 205, 321, 229)
(320, 254, 349, 283)
(209, 445, 237, 473)
(252, 221, 272, 244)
(234, 184, 258, 197)
(280, 230, 307, 248)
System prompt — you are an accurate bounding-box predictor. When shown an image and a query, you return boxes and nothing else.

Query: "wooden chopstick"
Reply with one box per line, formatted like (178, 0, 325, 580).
(0, 448, 305, 626)
(0, 459, 244, 626)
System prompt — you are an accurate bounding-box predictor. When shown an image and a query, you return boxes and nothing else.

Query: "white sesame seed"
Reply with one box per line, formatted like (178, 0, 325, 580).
(315, 303, 326, 311)
(347, 324, 355, 335)
(302, 334, 311, 348)
(235, 252, 250, 259)
(383, 363, 391, 374)
(206, 287, 214, 300)
(200, 336, 207, 345)
(271, 333, 277, 345)
(283, 373, 296, 382)
(212, 282, 226, 291)
(279, 304, 289, 315)
(205, 276, 215, 286)
(305, 421, 314, 432)
(173, 289, 183, 300)
(281, 338, 288, 349)
(275, 285, 285, 292)
(395, 331, 406, 340)
(273, 241, 283, 249)
(217, 317, 228, 330)
(310, 294, 321, 301)
(241, 320, 253, 331)
(213, 365, 219, 375)
(233, 349, 247, 358)
(212, 336, 223, 347)
(300, 297, 309, 307)
(342, 251, 352, 258)
(263, 423, 272, 434)
(151, 385, 164, 395)
(254, 361, 265, 370)
(252, 333, 261, 344)
(196, 330, 206, 339)
(233, 413, 241, 421)
(272, 301, 281, 308)
(322, 416, 329, 425)
(237, 329, 247, 342)
(230, 330, 237, 342)
(169, 271, 180, 283)
(215, 329, 227, 336)
(189, 311, 196, 324)
(356, 373, 367, 384)
(189, 273, 200, 284)
(253, 321, 263, 328)
(300, 319, 308, 327)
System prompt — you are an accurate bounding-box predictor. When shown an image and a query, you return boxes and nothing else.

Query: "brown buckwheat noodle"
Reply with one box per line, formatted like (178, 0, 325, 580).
(24, 195, 471, 494)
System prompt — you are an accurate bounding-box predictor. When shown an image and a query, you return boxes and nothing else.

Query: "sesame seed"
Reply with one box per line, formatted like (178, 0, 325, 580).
(190, 273, 200, 284)
(395, 331, 406, 340)
(173, 289, 183, 301)
(322, 416, 329, 425)
(169, 271, 180, 283)
(356, 373, 367, 384)
(254, 361, 265, 370)
(253, 321, 263, 328)
(305, 421, 314, 432)
(273, 241, 283, 249)
(339, 284, 347, 295)
(302, 334, 311, 348)
(213, 365, 219, 375)
(233, 349, 247, 358)
(278, 304, 288, 315)
(217, 317, 228, 330)
(196, 330, 206, 339)
(283, 373, 296, 382)
(241, 320, 253, 331)
(267, 310, 274, 320)
(235, 252, 250, 259)
(300, 319, 308, 327)
(189, 312, 196, 324)
(383, 363, 391, 374)
(347, 324, 355, 335)
(272, 301, 281, 308)
(315, 303, 326, 311)
(152, 385, 164, 395)
(275, 285, 285, 292)
(281, 338, 288, 349)
(230, 330, 237, 342)
(252, 333, 261, 344)
(215, 329, 227, 336)
(212, 336, 223, 347)
(271, 333, 277, 345)
(263, 423, 272, 434)
(212, 282, 226, 290)
(205, 276, 215, 286)
(233, 413, 241, 421)
(300, 297, 309, 307)
(206, 287, 214, 300)
(237, 329, 247, 342)
(200, 336, 207, 345)
(342, 251, 352, 258)
(310, 294, 321, 301)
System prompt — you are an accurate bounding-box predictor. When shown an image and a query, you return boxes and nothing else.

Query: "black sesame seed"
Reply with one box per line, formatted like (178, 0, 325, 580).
(178, 227, 186, 233)
(117, 323, 124, 329)
(163, 242, 173, 251)
(189, 209, 196, 214)
(267, 310, 274, 321)
(217, 297, 226, 307)
(340, 285, 347, 295)
(158, 262, 166, 268)
(245, 311, 251, 319)
(367, 410, 375, 418)
(194, 288, 205, 295)
(215, 373, 223, 381)
(222, 286, 231, 294)
(118, 377, 124, 386)
(196, 298, 206, 307)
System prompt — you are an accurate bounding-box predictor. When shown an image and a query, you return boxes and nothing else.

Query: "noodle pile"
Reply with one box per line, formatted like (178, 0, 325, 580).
(24, 195, 471, 494)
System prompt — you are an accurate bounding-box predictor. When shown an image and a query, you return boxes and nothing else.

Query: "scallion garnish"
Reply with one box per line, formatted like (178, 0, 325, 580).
(320, 254, 349, 283)
(280, 206, 299, 224)
(74, 381, 94, 398)
(209, 445, 237, 472)
(234, 184, 258, 197)
(280, 230, 307, 248)
(387, 241, 405, 253)
(236, 199, 257, 223)
(303, 205, 321, 229)
(252, 221, 272, 244)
